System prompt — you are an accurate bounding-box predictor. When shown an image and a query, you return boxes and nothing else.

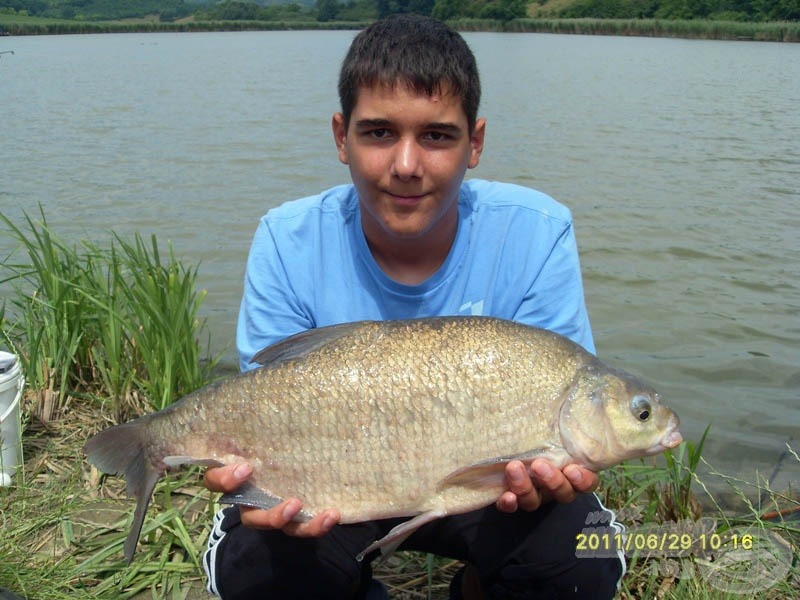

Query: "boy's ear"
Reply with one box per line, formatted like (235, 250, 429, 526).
(468, 117, 487, 170)
(332, 112, 349, 165)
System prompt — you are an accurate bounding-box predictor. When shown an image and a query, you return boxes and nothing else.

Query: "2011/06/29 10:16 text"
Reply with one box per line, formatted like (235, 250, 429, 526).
(576, 524, 755, 558)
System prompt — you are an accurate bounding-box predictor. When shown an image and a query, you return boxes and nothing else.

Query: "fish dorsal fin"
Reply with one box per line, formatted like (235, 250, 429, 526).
(252, 320, 379, 366)
(440, 447, 570, 490)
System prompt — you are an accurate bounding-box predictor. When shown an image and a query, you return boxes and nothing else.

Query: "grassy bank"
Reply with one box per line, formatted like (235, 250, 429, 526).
(1, 15, 799, 42)
(1, 212, 798, 598)
(0, 15, 369, 36)
(486, 17, 800, 41)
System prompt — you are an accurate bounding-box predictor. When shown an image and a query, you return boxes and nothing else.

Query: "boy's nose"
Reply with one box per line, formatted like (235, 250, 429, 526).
(391, 138, 423, 180)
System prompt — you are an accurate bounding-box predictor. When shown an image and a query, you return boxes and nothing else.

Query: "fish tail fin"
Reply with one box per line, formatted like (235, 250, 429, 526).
(83, 418, 162, 563)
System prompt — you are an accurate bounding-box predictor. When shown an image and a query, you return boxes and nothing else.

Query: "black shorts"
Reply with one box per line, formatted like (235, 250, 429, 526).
(204, 493, 624, 599)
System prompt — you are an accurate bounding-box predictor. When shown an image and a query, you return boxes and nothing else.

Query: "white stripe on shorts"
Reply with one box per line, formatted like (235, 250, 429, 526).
(204, 508, 228, 597)
(592, 492, 627, 587)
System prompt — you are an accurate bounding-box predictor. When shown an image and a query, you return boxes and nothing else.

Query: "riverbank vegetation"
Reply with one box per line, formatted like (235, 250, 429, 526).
(0, 212, 797, 597)
(2, 15, 799, 41)
(1, 0, 798, 41)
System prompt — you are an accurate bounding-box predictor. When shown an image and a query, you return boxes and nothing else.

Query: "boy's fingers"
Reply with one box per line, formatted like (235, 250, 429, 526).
(500, 461, 543, 512)
(530, 459, 574, 505)
(564, 464, 599, 493)
(240, 501, 340, 537)
(203, 463, 253, 493)
(282, 509, 341, 537)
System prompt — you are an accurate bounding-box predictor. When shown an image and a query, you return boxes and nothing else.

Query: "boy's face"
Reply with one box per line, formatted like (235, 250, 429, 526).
(332, 83, 485, 246)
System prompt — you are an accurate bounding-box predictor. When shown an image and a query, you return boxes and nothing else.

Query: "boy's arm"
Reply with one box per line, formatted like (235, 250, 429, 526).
(514, 219, 595, 354)
(236, 218, 315, 371)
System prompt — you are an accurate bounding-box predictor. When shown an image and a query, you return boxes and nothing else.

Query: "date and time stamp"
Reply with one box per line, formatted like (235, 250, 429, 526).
(575, 514, 795, 594)
(577, 524, 758, 558)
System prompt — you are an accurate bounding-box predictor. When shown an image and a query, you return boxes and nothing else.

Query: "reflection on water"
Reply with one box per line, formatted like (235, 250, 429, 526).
(1, 31, 798, 491)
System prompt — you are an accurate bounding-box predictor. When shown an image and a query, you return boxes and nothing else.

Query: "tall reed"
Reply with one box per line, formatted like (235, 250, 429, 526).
(1, 210, 97, 420)
(0, 208, 219, 419)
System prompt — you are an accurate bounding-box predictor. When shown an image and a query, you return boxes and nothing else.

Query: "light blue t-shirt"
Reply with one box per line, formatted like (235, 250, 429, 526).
(237, 179, 594, 370)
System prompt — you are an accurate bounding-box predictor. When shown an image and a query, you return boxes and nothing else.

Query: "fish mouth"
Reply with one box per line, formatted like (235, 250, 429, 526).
(647, 428, 683, 455)
(662, 429, 683, 449)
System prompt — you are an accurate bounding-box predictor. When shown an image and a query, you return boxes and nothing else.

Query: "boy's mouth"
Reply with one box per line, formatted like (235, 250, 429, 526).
(386, 191, 428, 206)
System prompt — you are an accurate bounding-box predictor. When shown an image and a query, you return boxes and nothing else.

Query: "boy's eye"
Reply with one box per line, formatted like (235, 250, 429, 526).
(369, 128, 392, 139)
(424, 131, 450, 142)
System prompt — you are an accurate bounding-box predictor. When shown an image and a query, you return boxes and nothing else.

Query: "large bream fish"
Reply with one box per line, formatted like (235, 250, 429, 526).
(85, 316, 682, 562)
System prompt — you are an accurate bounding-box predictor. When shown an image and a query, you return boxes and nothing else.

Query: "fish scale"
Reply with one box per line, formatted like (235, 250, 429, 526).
(84, 316, 682, 563)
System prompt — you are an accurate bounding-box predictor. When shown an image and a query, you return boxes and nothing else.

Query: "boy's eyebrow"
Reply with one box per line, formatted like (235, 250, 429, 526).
(353, 118, 392, 129)
(354, 118, 464, 133)
(426, 122, 464, 134)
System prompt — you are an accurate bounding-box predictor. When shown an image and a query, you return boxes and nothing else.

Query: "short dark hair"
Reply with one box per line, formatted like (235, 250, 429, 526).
(338, 15, 481, 132)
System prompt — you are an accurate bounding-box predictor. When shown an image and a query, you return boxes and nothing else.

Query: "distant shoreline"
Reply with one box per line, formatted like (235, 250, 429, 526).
(1, 18, 799, 43)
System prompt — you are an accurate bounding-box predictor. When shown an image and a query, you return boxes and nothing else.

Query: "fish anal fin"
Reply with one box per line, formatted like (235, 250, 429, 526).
(220, 482, 313, 522)
(356, 509, 446, 562)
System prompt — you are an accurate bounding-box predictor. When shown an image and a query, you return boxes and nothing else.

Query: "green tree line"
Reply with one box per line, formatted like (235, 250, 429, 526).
(554, 0, 799, 21)
(0, 0, 194, 21)
(0, 0, 797, 26)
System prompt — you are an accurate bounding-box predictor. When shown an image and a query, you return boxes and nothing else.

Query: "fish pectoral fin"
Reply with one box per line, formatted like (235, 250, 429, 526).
(356, 509, 446, 562)
(220, 482, 313, 522)
(441, 447, 567, 490)
(440, 462, 508, 489)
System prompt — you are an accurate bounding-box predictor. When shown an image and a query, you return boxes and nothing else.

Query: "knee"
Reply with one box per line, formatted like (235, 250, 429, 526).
(484, 554, 623, 599)
(206, 513, 365, 599)
(472, 496, 625, 598)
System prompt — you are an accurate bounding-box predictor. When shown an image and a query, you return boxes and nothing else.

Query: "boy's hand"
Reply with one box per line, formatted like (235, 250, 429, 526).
(204, 464, 340, 537)
(496, 459, 598, 513)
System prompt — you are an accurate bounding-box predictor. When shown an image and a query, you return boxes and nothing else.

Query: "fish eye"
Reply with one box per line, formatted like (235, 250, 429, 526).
(631, 395, 652, 421)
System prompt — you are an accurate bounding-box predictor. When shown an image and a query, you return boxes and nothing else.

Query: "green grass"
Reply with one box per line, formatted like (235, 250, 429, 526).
(453, 17, 800, 41)
(596, 437, 799, 599)
(1, 211, 797, 598)
(0, 208, 219, 420)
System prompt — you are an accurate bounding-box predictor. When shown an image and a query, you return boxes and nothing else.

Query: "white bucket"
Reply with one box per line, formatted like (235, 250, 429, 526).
(0, 351, 24, 486)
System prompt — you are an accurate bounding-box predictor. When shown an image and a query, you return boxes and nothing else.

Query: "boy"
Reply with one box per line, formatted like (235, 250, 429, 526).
(204, 14, 624, 599)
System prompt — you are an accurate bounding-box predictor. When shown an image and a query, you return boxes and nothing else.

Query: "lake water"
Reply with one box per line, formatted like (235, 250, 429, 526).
(1, 31, 798, 495)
